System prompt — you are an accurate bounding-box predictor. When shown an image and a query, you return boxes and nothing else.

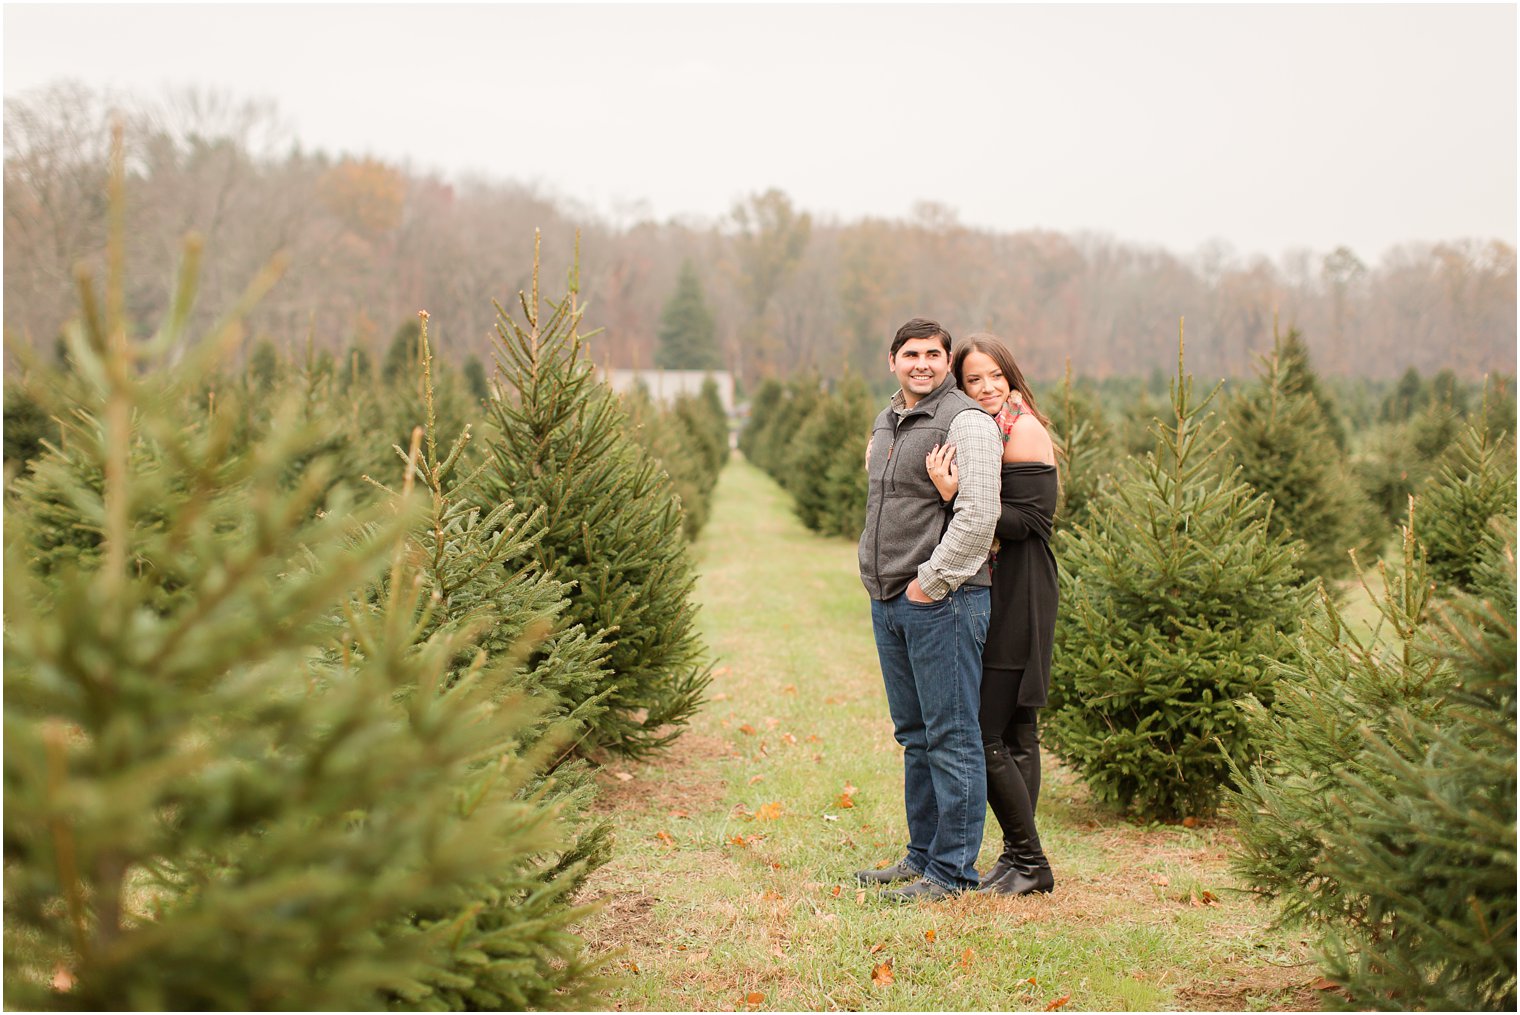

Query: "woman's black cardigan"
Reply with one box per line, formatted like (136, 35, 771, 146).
(982, 462, 1059, 707)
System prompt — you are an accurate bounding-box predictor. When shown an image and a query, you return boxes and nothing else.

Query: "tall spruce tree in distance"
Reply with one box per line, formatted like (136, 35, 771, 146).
(1046, 326, 1312, 820)
(1224, 330, 1374, 582)
(1276, 326, 1349, 450)
(480, 234, 710, 758)
(655, 258, 722, 370)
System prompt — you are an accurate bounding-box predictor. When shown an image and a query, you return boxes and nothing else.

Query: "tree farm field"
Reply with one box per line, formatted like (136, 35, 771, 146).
(578, 457, 1322, 1013)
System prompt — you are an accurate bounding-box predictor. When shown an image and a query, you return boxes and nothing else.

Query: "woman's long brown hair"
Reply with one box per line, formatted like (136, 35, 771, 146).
(952, 332, 1053, 431)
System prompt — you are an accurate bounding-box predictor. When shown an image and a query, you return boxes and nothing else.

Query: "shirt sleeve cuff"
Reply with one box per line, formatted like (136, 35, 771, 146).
(917, 566, 950, 600)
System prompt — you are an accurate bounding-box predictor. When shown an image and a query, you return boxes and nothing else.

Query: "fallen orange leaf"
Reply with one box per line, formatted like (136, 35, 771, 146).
(1023, 976, 1038, 987)
(1182, 815, 1198, 828)
(835, 793, 855, 808)
(749, 774, 766, 785)
(1044, 993, 1071, 1011)
(782, 683, 798, 695)
(745, 990, 764, 1005)
(1310, 976, 1340, 991)
(755, 801, 785, 820)
(654, 830, 676, 846)
(730, 834, 751, 847)
(830, 885, 842, 897)
(762, 890, 782, 901)
(843, 782, 858, 795)
(958, 947, 974, 970)
(924, 928, 937, 943)
(873, 859, 893, 869)
(781, 732, 798, 746)
(622, 960, 640, 973)
(739, 724, 757, 735)
(806, 734, 823, 743)
(765, 717, 781, 729)
(1199, 890, 1219, 905)
(871, 959, 895, 987)
(869, 942, 885, 954)
(1151, 875, 1170, 886)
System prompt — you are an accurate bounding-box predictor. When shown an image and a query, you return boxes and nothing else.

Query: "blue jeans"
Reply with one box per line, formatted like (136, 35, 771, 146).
(870, 584, 991, 890)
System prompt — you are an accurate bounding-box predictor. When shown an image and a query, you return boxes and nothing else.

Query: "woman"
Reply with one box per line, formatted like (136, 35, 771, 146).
(925, 333, 1059, 896)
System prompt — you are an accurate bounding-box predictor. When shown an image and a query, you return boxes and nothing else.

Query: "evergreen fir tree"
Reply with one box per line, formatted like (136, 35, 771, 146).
(1228, 523, 1516, 1011)
(384, 318, 422, 383)
(621, 384, 715, 540)
(378, 315, 616, 1009)
(1276, 327, 1349, 450)
(479, 234, 711, 757)
(3, 378, 58, 476)
(655, 259, 722, 371)
(1409, 416, 1518, 594)
(1053, 361, 1117, 541)
(1224, 332, 1375, 582)
(463, 353, 491, 402)
(3, 215, 604, 1009)
(782, 376, 875, 538)
(1046, 330, 1312, 820)
(738, 378, 785, 463)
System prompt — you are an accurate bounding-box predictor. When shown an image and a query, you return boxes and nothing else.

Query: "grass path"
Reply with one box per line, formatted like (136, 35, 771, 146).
(578, 456, 1320, 1012)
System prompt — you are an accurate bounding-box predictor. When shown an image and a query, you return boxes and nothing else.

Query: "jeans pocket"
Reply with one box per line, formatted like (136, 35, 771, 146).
(905, 593, 947, 609)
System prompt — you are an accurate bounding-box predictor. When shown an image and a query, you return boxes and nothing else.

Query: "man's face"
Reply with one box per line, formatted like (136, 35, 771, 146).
(889, 336, 950, 406)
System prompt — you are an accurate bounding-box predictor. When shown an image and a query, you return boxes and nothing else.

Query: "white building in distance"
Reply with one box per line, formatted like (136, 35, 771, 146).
(602, 369, 735, 417)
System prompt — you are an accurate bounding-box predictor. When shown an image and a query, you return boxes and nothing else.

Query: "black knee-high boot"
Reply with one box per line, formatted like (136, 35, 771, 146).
(977, 739, 1054, 895)
(1009, 723, 1041, 812)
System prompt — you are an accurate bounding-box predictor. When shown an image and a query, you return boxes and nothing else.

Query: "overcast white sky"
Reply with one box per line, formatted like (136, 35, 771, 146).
(4, 3, 1516, 261)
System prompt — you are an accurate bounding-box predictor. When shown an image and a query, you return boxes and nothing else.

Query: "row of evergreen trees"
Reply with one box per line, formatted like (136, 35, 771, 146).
(744, 326, 1515, 1009)
(4, 155, 722, 1010)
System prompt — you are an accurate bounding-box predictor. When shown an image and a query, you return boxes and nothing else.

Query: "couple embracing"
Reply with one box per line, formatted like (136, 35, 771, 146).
(856, 317, 1059, 902)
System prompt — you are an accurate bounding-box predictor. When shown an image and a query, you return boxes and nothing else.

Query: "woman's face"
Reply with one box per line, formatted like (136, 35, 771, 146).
(959, 350, 1010, 414)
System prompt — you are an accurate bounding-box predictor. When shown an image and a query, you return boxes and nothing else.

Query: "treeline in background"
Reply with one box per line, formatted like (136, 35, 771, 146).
(5, 82, 1516, 388)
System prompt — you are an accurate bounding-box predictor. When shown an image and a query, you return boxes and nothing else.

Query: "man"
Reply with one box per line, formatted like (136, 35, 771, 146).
(856, 317, 1002, 900)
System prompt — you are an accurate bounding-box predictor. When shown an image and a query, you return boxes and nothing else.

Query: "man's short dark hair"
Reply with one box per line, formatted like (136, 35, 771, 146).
(891, 318, 952, 357)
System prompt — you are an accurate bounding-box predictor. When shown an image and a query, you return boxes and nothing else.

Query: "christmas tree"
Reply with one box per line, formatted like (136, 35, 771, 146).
(1229, 521, 1516, 1010)
(479, 235, 710, 758)
(654, 258, 722, 370)
(1046, 327, 1312, 820)
(377, 314, 615, 1009)
(781, 375, 875, 539)
(1409, 415, 1517, 594)
(4, 154, 610, 1009)
(1224, 329, 1375, 582)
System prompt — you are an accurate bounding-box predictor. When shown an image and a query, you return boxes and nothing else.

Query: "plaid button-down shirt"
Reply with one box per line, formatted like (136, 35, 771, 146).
(895, 394, 1003, 600)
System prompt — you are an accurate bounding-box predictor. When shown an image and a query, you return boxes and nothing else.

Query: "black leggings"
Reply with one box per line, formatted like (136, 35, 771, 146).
(979, 667, 1043, 849)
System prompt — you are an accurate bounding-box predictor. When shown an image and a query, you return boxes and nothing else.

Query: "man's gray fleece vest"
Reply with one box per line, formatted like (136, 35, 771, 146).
(858, 377, 991, 601)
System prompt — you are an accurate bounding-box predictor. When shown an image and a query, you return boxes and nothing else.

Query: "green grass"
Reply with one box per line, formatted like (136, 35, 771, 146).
(578, 456, 1320, 1012)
